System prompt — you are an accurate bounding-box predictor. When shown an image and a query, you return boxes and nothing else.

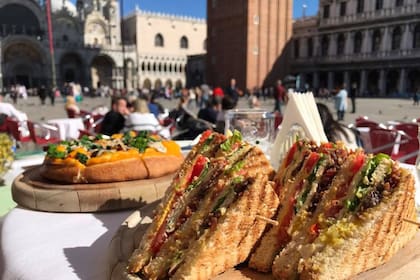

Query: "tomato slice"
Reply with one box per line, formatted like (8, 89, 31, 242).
(277, 196, 296, 246)
(305, 152, 320, 173)
(285, 142, 298, 166)
(187, 155, 208, 185)
(351, 153, 365, 174)
(199, 130, 212, 143)
(150, 221, 168, 254)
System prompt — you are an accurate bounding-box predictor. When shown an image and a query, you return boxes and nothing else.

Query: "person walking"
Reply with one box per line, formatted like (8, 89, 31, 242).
(225, 78, 240, 106)
(413, 90, 419, 106)
(334, 83, 348, 121)
(350, 83, 357, 113)
(274, 80, 286, 113)
(38, 85, 47, 105)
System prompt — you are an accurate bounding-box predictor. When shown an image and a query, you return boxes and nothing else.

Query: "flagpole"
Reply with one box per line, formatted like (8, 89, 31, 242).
(45, 0, 57, 88)
(120, 0, 127, 89)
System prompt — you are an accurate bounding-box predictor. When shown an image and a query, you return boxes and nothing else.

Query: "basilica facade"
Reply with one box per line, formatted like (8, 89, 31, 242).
(0, 0, 206, 92)
(290, 0, 420, 97)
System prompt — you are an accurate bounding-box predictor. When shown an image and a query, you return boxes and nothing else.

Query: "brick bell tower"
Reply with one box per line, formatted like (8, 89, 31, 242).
(206, 0, 293, 91)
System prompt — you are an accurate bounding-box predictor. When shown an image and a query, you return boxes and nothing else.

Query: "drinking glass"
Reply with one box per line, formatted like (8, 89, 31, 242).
(225, 109, 276, 155)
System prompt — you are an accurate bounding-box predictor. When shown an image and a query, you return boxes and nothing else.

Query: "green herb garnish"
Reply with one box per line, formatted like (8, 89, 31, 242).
(75, 152, 89, 165)
(46, 144, 67, 159)
(220, 130, 242, 152)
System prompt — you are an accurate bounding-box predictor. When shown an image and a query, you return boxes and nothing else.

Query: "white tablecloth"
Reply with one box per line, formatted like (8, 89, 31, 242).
(0, 208, 131, 280)
(47, 118, 85, 141)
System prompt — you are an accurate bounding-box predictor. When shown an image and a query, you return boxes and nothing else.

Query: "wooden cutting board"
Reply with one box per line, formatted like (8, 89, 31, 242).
(108, 202, 420, 280)
(11, 166, 173, 213)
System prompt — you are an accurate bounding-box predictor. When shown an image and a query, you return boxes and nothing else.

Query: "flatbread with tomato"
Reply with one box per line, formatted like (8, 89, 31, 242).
(40, 132, 183, 184)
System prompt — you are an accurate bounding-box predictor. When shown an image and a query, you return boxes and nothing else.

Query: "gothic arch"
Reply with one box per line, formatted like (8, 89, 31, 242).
(90, 54, 115, 88)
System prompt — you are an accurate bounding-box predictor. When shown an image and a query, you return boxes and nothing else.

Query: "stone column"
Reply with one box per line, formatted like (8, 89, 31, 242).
(379, 69, 386, 96)
(344, 71, 351, 92)
(329, 34, 337, 56)
(328, 71, 334, 91)
(398, 68, 406, 94)
(313, 72, 320, 90)
(345, 32, 354, 55)
(362, 30, 370, 53)
(381, 27, 390, 52)
(402, 23, 413, 50)
(360, 70, 367, 96)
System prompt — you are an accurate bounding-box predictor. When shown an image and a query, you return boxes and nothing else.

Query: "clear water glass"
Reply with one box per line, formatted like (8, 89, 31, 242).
(225, 109, 276, 155)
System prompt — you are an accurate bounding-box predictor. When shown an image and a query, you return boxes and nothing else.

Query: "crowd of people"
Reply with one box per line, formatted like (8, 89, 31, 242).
(0, 76, 368, 150)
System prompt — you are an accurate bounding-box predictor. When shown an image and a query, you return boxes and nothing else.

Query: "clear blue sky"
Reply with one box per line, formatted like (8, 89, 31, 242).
(70, 0, 318, 19)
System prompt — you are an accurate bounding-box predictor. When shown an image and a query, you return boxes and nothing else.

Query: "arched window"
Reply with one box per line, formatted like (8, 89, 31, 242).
(375, 0, 383, 10)
(158, 63, 162, 72)
(356, 0, 364, 13)
(147, 62, 151, 71)
(391, 26, 402, 50)
(154, 33, 164, 47)
(321, 35, 329, 56)
(141, 62, 145, 71)
(153, 63, 157, 72)
(414, 24, 420, 49)
(337, 34, 345, 55)
(354, 31, 363, 54)
(169, 64, 173, 73)
(371, 30, 381, 52)
(180, 36, 189, 49)
(163, 63, 167, 72)
(307, 37, 313, 57)
(395, 0, 404, 7)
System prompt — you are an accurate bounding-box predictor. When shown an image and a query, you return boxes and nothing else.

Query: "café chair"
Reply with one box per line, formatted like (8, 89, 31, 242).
(27, 120, 61, 145)
(390, 123, 419, 164)
(5, 118, 31, 143)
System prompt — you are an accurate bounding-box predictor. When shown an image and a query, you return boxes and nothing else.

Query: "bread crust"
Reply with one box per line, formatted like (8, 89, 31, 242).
(40, 162, 85, 184)
(83, 158, 149, 183)
(143, 155, 184, 178)
(41, 154, 183, 184)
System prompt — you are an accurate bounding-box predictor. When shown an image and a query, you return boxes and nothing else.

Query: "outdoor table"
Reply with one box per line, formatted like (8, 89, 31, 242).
(1, 140, 418, 280)
(47, 118, 85, 141)
(0, 141, 195, 280)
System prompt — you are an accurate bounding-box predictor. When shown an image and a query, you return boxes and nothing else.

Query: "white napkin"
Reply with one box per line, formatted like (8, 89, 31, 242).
(270, 92, 328, 168)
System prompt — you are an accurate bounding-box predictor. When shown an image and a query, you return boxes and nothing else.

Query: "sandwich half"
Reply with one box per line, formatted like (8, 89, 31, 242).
(127, 131, 279, 279)
(249, 140, 418, 279)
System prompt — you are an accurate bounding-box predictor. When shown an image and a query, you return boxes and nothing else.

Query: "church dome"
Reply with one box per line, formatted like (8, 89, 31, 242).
(50, 0, 78, 16)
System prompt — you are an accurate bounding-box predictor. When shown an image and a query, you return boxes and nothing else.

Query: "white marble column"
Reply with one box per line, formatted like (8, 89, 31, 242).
(398, 68, 407, 94)
(381, 27, 390, 52)
(362, 29, 371, 53)
(329, 34, 337, 56)
(345, 32, 354, 55)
